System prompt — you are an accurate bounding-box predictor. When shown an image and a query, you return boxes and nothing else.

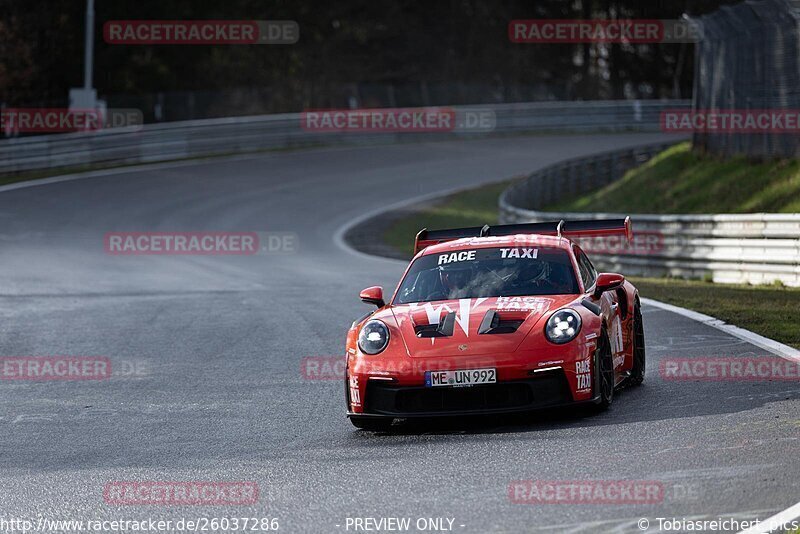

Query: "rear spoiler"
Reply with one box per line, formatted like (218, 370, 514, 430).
(413, 217, 632, 254)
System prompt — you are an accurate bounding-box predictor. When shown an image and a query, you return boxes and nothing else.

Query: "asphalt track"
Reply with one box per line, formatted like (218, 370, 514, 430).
(0, 133, 798, 533)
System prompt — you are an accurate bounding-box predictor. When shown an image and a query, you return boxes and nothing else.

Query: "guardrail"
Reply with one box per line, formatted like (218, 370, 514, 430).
(0, 100, 688, 174)
(499, 142, 800, 287)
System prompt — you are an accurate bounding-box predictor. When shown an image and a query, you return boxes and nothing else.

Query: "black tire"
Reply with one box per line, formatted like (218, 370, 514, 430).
(349, 416, 394, 431)
(593, 330, 614, 411)
(627, 303, 646, 387)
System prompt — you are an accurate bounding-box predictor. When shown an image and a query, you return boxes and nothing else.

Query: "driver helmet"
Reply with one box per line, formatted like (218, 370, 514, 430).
(439, 265, 472, 292)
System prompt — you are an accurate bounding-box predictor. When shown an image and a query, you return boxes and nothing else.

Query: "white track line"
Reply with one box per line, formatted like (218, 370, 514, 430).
(0, 144, 364, 195)
(0, 153, 276, 194)
(738, 501, 800, 534)
(642, 297, 800, 363)
(331, 178, 513, 264)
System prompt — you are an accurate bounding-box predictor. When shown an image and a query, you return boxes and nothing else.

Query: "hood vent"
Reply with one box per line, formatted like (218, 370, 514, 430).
(478, 310, 525, 335)
(414, 311, 456, 338)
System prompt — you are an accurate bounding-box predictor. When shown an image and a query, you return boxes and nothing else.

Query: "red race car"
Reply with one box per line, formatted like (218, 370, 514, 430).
(345, 219, 645, 431)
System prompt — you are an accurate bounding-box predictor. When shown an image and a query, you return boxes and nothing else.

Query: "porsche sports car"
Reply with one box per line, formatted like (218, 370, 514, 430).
(345, 218, 645, 430)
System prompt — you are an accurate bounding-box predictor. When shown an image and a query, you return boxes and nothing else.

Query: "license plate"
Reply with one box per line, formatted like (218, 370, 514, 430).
(425, 368, 497, 388)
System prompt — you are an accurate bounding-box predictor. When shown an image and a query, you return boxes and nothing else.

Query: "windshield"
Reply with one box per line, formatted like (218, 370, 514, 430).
(394, 247, 579, 304)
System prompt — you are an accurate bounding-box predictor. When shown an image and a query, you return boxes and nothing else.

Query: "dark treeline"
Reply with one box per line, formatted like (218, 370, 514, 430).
(1, 0, 738, 118)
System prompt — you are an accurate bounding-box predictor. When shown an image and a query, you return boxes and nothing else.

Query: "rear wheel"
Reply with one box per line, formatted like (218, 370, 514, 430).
(349, 415, 394, 432)
(627, 303, 646, 387)
(593, 330, 614, 411)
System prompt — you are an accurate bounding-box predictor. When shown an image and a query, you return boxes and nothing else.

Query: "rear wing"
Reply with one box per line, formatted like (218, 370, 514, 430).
(413, 218, 632, 254)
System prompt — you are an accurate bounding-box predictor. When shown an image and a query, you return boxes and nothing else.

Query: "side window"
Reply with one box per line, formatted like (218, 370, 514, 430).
(575, 248, 597, 291)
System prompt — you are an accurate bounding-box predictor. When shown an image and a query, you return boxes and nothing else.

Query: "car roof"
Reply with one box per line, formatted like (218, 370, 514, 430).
(419, 234, 573, 256)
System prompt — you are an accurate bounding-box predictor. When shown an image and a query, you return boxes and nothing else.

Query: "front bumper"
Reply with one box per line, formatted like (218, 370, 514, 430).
(349, 369, 590, 418)
(345, 336, 599, 417)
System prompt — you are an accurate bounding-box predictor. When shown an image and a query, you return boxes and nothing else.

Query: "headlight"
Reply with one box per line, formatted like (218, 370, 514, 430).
(545, 309, 582, 344)
(358, 320, 390, 355)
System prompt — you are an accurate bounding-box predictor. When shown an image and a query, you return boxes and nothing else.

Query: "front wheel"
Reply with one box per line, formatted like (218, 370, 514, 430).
(593, 330, 614, 411)
(349, 415, 394, 432)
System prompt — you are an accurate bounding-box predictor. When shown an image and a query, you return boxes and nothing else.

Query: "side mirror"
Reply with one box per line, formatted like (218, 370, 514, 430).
(593, 273, 625, 299)
(360, 286, 385, 308)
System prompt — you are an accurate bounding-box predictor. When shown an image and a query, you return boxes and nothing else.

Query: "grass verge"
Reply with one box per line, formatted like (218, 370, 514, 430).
(383, 180, 511, 256)
(631, 277, 800, 349)
(548, 141, 800, 213)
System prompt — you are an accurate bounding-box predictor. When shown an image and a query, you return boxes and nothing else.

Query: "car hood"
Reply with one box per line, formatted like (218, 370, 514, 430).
(387, 295, 577, 357)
